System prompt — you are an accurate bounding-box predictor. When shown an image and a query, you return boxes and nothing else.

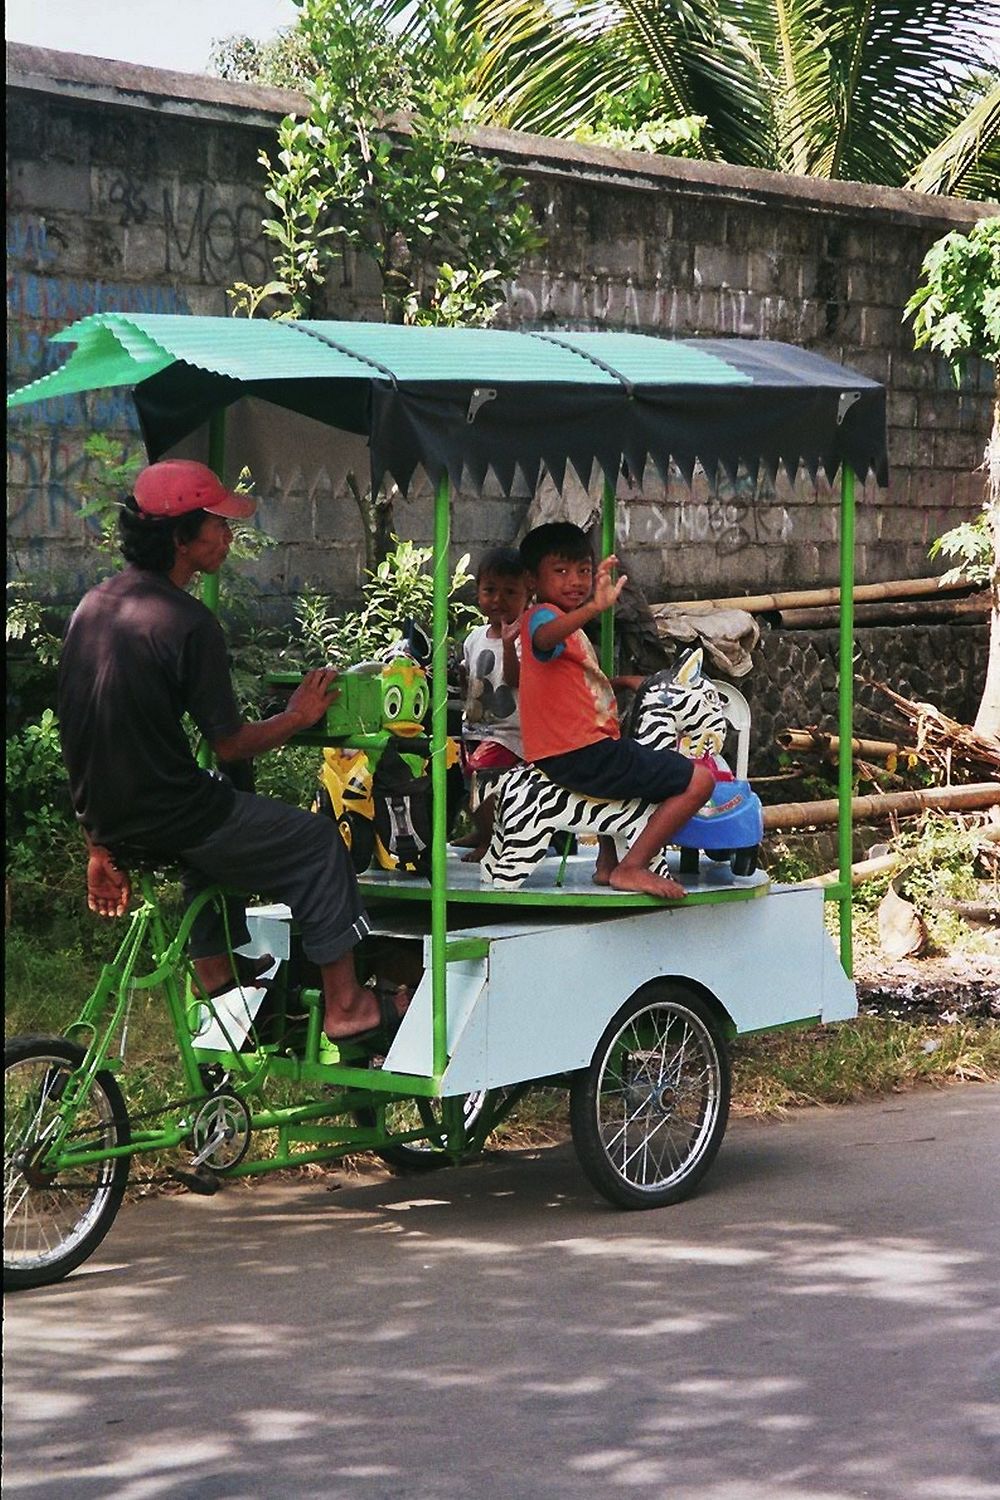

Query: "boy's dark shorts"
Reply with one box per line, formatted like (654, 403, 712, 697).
(534, 736, 695, 803)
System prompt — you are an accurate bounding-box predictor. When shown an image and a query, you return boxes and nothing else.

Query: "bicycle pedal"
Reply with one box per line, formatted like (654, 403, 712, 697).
(170, 1165, 222, 1196)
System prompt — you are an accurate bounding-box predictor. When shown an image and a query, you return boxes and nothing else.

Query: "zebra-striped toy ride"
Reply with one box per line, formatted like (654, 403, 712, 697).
(481, 647, 762, 891)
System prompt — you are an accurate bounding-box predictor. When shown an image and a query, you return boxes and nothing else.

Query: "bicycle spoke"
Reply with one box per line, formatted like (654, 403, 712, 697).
(5, 1045, 131, 1289)
(588, 996, 724, 1197)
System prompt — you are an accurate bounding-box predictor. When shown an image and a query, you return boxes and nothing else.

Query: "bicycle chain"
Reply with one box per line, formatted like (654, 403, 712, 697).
(36, 1083, 244, 1191)
(55, 1081, 231, 1149)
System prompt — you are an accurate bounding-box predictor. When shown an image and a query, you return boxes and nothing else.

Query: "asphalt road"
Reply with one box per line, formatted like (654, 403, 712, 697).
(5, 1085, 999, 1500)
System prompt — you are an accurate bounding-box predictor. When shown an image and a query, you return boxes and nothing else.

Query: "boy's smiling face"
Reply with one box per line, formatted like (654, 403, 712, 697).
(530, 553, 594, 612)
(478, 568, 529, 628)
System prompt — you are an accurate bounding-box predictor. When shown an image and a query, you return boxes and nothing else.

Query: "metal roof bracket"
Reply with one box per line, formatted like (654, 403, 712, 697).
(837, 390, 861, 425)
(467, 387, 497, 423)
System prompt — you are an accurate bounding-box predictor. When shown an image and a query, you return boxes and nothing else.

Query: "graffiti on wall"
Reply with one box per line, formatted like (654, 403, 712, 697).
(610, 463, 800, 556)
(503, 271, 811, 341)
(618, 493, 794, 555)
(7, 214, 193, 537)
(8, 213, 192, 375)
(162, 186, 270, 283)
(108, 175, 151, 227)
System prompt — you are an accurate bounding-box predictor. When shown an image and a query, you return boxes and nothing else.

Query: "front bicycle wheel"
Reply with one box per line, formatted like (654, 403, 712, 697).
(4, 1036, 131, 1291)
(570, 983, 730, 1210)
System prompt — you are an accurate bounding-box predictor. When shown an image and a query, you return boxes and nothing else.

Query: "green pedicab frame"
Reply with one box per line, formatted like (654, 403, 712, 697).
(7, 316, 886, 1110)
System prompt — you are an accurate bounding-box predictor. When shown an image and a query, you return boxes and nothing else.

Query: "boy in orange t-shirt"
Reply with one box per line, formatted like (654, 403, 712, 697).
(518, 522, 714, 899)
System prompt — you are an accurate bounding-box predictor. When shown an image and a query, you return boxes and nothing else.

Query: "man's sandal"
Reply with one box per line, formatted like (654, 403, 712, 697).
(319, 982, 410, 1060)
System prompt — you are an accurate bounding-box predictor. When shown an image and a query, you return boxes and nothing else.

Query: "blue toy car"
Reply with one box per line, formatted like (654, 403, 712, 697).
(674, 777, 764, 878)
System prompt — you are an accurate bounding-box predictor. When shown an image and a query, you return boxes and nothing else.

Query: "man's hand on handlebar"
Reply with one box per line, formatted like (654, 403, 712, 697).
(286, 667, 340, 730)
(212, 668, 341, 761)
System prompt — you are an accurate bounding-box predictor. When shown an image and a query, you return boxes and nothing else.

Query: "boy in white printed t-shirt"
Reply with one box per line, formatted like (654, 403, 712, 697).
(459, 547, 529, 861)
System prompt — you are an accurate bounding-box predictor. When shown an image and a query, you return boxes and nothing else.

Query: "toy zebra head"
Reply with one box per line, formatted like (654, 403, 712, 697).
(624, 647, 727, 763)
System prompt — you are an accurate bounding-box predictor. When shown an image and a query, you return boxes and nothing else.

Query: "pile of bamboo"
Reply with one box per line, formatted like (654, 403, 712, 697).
(649, 576, 988, 629)
(775, 729, 920, 763)
(775, 691, 999, 782)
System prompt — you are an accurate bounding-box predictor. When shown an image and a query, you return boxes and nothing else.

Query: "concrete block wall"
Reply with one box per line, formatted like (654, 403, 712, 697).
(6, 45, 996, 643)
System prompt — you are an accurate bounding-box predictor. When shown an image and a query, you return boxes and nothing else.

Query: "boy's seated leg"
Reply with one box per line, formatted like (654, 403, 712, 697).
(460, 794, 496, 863)
(608, 762, 715, 899)
(593, 834, 619, 886)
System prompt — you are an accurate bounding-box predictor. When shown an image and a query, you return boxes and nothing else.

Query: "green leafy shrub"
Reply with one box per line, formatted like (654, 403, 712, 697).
(850, 812, 995, 955)
(290, 537, 479, 669)
(243, 0, 544, 324)
(5, 709, 83, 927)
(928, 508, 991, 586)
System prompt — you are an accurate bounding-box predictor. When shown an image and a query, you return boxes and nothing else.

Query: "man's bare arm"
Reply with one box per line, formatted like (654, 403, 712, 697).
(211, 668, 338, 761)
(501, 618, 522, 686)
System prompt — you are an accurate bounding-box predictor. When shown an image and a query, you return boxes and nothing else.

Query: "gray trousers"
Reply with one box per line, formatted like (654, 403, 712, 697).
(179, 792, 370, 966)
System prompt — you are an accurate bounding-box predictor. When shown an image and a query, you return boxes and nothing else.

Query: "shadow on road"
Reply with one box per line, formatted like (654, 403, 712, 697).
(6, 1089, 1000, 1500)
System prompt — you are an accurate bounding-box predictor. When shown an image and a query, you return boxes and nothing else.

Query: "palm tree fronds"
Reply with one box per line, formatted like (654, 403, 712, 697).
(907, 78, 1000, 199)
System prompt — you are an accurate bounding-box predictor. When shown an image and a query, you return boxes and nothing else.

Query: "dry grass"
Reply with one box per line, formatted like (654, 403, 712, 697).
(729, 1015, 1000, 1117)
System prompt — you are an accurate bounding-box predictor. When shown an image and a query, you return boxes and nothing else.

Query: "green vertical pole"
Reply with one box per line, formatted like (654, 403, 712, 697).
(201, 409, 225, 616)
(837, 466, 856, 976)
(600, 475, 617, 676)
(430, 475, 451, 1081)
(196, 411, 226, 770)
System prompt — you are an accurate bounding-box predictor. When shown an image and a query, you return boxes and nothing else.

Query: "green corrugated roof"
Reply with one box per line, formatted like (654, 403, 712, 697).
(7, 313, 888, 493)
(8, 314, 749, 410)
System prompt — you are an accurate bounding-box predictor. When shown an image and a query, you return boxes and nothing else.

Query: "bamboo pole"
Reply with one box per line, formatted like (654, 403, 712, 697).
(763, 781, 1000, 831)
(649, 575, 975, 616)
(836, 468, 856, 974)
(802, 826, 1000, 888)
(772, 595, 989, 629)
(802, 852, 901, 888)
(776, 729, 919, 759)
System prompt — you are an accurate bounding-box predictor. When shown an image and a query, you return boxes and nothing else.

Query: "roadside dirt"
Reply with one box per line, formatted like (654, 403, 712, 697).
(854, 949, 1000, 1022)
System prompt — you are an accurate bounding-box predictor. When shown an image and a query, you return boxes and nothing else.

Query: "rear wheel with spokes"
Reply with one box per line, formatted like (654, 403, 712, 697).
(570, 983, 730, 1209)
(4, 1036, 131, 1291)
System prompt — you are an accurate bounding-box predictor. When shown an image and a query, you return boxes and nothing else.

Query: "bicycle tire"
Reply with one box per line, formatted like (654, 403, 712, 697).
(569, 982, 730, 1210)
(4, 1035, 131, 1291)
(354, 1090, 490, 1172)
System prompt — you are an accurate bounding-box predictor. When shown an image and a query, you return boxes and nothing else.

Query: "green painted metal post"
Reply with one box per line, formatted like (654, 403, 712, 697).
(196, 410, 226, 770)
(600, 475, 617, 676)
(430, 475, 451, 1080)
(837, 467, 857, 976)
(201, 408, 224, 616)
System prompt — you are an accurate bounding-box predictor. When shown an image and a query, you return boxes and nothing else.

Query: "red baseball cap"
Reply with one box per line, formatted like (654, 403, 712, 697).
(133, 460, 257, 520)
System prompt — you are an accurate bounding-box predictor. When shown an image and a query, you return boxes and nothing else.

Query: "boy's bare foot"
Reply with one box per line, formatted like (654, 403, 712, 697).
(451, 832, 480, 848)
(461, 845, 488, 863)
(608, 866, 687, 900)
